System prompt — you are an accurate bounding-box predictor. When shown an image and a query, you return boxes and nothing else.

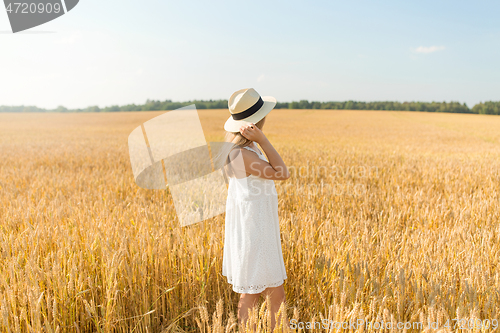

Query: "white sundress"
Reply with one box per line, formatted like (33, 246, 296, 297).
(222, 144, 288, 294)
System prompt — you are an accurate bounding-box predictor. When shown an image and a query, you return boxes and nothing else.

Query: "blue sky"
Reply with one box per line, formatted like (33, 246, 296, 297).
(1, 0, 499, 109)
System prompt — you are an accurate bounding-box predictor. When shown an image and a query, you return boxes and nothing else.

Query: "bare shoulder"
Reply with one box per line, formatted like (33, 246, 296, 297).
(226, 148, 258, 178)
(228, 148, 241, 160)
(229, 147, 259, 161)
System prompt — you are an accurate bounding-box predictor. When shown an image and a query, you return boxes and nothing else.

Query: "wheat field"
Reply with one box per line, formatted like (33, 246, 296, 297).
(1, 109, 499, 332)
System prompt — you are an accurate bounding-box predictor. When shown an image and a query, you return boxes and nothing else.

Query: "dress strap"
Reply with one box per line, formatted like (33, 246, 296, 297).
(226, 145, 257, 164)
(242, 145, 261, 156)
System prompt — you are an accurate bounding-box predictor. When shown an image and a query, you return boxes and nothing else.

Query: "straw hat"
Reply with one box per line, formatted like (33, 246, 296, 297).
(224, 88, 277, 132)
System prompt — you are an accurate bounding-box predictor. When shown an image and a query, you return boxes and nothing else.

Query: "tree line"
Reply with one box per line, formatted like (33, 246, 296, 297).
(1, 99, 500, 115)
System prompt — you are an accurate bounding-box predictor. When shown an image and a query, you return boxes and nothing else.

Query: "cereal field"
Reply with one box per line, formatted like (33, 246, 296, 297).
(1, 109, 499, 332)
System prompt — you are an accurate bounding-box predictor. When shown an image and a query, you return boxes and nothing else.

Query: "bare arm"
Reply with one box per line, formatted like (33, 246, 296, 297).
(255, 137, 290, 179)
(237, 123, 290, 180)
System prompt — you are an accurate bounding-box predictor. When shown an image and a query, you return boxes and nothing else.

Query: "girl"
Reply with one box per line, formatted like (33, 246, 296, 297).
(221, 88, 290, 330)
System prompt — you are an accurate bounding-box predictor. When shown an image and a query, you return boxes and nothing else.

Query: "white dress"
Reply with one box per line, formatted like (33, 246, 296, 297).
(222, 144, 288, 294)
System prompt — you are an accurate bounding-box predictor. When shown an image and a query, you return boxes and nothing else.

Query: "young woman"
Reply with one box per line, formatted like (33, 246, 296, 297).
(221, 88, 290, 330)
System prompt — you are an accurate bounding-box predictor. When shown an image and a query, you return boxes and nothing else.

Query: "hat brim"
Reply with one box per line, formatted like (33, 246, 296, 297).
(224, 96, 277, 132)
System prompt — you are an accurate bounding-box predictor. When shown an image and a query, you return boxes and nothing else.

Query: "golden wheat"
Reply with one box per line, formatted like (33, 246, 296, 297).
(0, 109, 499, 332)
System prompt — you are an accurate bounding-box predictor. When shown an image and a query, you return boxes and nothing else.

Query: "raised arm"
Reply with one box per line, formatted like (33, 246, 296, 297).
(238, 123, 290, 181)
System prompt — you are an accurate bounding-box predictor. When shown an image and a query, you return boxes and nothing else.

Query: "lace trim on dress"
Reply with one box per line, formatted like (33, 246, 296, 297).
(226, 277, 285, 294)
(226, 145, 263, 167)
(242, 145, 263, 156)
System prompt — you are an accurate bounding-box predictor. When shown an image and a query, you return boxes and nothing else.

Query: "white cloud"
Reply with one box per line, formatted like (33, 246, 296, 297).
(413, 45, 446, 54)
(257, 74, 265, 82)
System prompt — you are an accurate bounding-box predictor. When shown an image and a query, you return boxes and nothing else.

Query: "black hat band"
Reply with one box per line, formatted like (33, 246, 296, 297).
(231, 97, 264, 120)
